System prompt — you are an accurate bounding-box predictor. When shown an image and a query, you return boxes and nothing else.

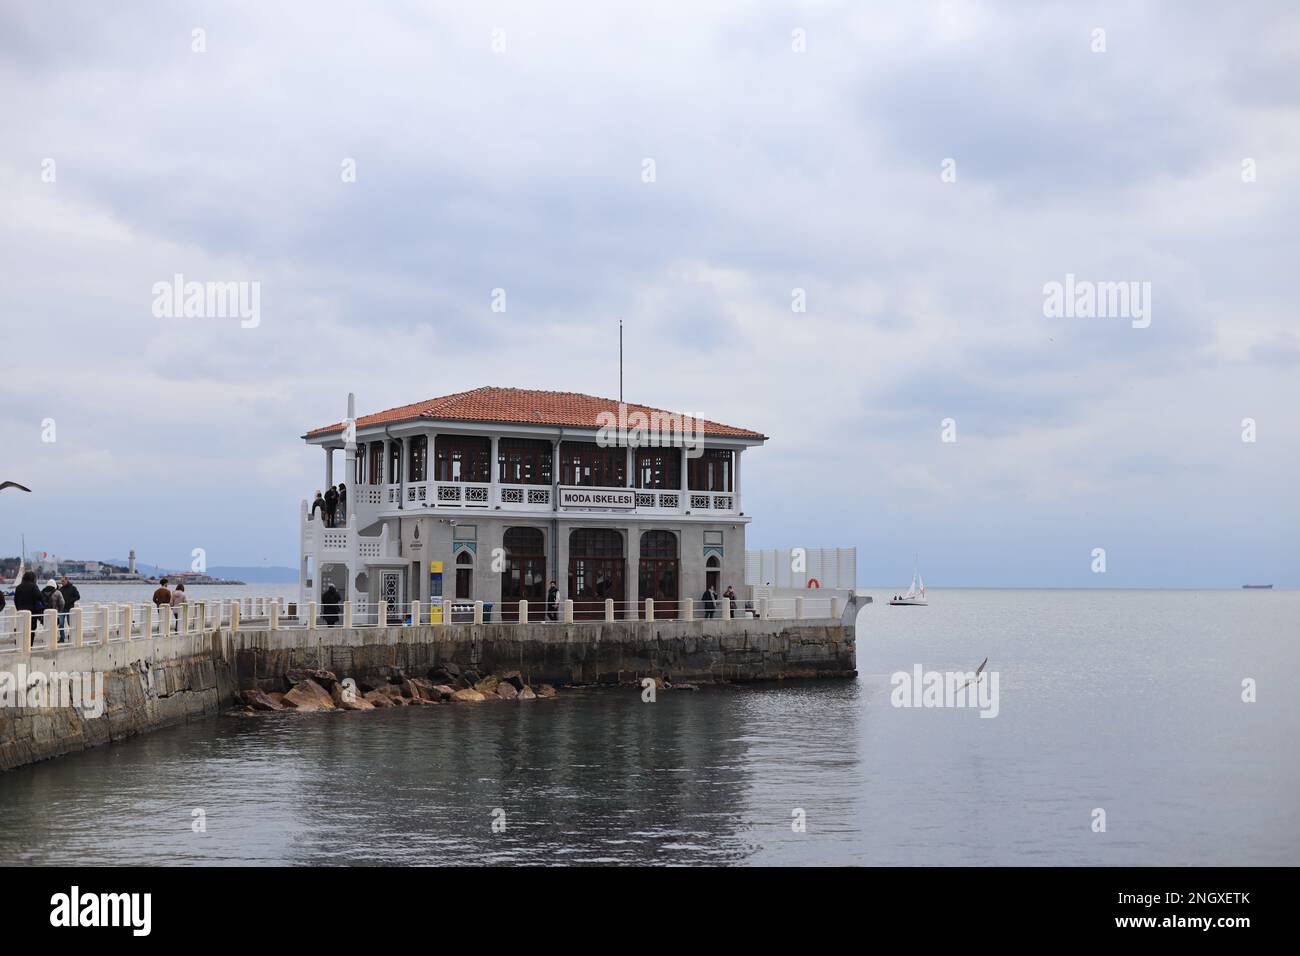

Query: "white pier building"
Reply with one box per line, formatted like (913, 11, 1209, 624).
(299, 387, 766, 622)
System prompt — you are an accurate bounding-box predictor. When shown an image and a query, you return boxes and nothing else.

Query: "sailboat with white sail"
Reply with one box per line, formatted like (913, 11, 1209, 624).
(890, 557, 927, 606)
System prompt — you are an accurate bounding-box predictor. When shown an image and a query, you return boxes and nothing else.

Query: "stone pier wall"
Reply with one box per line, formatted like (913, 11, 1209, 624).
(2, 617, 853, 771)
(223, 618, 856, 692)
(0, 634, 228, 772)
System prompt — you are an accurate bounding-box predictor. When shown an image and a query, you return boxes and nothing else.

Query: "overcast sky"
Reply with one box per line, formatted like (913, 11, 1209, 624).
(2, 1, 1297, 587)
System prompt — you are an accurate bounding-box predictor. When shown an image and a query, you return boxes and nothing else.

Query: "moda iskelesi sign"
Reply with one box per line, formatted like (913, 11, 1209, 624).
(559, 487, 636, 509)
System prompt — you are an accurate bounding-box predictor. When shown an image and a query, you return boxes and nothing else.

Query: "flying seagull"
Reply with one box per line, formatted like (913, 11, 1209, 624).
(958, 657, 989, 691)
(0, 481, 32, 493)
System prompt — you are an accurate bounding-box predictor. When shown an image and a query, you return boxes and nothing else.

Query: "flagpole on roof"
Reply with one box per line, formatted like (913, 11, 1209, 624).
(619, 318, 623, 403)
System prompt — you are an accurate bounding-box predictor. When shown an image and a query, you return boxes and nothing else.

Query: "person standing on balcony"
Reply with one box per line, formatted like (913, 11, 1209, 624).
(324, 485, 339, 528)
(546, 580, 559, 622)
(336, 483, 347, 524)
(311, 490, 326, 522)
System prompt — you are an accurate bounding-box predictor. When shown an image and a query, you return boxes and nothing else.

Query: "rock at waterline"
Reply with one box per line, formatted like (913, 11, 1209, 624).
(518, 686, 537, 701)
(451, 688, 487, 702)
(536, 684, 557, 699)
(240, 689, 286, 712)
(285, 668, 339, 692)
(330, 682, 376, 710)
(499, 671, 525, 691)
(363, 690, 395, 708)
(431, 684, 457, 701)
(496, 682, 518, 700)
(283, 679, 335, 711)
(473, 676, 500, 695)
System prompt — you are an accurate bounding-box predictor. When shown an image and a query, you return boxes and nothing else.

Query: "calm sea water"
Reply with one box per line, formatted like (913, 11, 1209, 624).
(1, 589, 1296, 866)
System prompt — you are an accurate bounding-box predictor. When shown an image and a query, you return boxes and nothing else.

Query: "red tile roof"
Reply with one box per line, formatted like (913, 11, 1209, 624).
(305, 387, 766, 440)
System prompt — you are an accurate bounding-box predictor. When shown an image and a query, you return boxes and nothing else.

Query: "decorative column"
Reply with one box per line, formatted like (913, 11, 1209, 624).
(490, 434, 499, 507)
(733, 448, 742, 513)
(625, 527, 640, 620)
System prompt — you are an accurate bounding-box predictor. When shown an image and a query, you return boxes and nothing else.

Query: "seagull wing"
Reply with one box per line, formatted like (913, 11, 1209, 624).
(0, 481, 33, 492)
(975, 657, 988, 677)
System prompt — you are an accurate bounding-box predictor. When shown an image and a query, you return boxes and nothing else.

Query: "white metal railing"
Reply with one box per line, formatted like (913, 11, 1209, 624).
(0, 592, 840, 655)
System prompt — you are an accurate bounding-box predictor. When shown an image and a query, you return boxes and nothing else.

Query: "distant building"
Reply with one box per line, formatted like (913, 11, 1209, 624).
(128, 550, 136, 575)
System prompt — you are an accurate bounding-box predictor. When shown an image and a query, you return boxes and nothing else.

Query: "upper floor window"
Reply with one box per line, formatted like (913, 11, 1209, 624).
(560, 441, 626, 487)
(635, 448, 681, 490)
(688, 448, 732, 491)
(499, 438, 553, 486)
(388, 441, 402, 484)
(408, 436, 427, 482)
(435, 435, 491, 483)
(367, 442, 383, 485)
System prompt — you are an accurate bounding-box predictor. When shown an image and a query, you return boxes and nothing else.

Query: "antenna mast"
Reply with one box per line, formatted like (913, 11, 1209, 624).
(619, 318, 623, 403)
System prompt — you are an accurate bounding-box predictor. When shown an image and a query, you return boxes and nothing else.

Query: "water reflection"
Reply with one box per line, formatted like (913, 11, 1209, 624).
(0, 682, 864, 866)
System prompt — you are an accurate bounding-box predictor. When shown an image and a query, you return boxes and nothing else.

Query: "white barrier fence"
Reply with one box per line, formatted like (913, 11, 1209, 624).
(0, 593, 842, 655)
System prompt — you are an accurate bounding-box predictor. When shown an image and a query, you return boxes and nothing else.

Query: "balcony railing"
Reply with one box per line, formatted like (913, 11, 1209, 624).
(346, 481, 737, 517)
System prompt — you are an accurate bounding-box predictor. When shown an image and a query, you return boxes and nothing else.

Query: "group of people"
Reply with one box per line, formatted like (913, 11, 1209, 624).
(150, 578, 189, 620)
(3, 571, 82, 643)
(700, 584, 738, 619)
(310, 484, 348, 528)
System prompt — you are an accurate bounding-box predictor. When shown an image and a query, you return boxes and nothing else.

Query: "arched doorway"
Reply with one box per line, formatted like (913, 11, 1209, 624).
(568, 529, 624, 620)
(501, 527, 546, 621)
(455, 550, 473, 600)
(706, 554, 721, 595)
(639, 530, 679, 619)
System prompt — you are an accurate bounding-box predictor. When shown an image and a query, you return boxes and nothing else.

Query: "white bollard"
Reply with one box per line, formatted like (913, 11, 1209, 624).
(830, 596, 843, 620)
(101, 606, 112, 645)
(230, 602, 241, 635)
(795, 596, 805, 620)
(517, 599, 528, 623)
(645, 598, 655, 622)
(376, 601, 387, 628)
(18, 610, 31, 654)
(74, 607, 84, 646)
(604, 598, 615, 622)
(563, 599, 574, 624)
(720, 596, 731, 621)
(682, 598, 694, 622)
(410, 600, 420, 627)
(473, 600, 484, 625)
(343, 601, 353, 629)
(269, 601, 280, 630)
(441, 599, 452, 625)
(307, 601, 317, 629)
(760, 597, 770, 620)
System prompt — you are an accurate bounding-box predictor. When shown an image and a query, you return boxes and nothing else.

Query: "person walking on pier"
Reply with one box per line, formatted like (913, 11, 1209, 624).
(58, 575, 80, 615)
(15, 572, 43, 633)
(723, 585, 738, 618)
(336, 483, 347, 524)
(701, 585, 717, 619)
(311, 490, 326, 522)
(546, 580, 559, 622)
(42, 579, 66, 643)
(171, 582, 188, 622)
(324, 485, 339, 528)
(152, 578, 172, 608)
(321, 584, 341, 626)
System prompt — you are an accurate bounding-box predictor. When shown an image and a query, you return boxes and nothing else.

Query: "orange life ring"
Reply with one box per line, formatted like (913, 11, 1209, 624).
(806, 578, 821, 589)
